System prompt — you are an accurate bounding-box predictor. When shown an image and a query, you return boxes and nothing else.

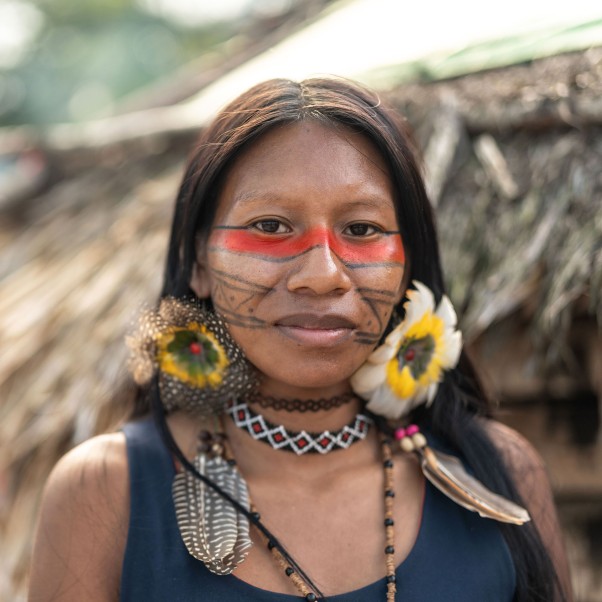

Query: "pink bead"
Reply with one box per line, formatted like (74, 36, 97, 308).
(406, 424, 420, 436)
(394, 428, 406, 440)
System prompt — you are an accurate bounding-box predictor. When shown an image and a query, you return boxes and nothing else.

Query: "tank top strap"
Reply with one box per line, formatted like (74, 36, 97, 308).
(120, 417, 183, 600)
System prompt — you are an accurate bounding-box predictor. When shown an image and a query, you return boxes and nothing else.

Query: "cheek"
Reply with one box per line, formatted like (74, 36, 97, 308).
(353, 267, 405, 345)
(347, 235, 406, 328)
(207, 231, 283, 285)
(205, 247, 279, 330)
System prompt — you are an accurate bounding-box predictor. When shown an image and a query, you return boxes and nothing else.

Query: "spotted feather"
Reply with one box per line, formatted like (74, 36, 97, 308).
(173, 454, 252, 575)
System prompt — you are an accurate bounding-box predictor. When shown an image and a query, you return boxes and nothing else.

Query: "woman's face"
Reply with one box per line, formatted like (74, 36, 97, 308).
(191, 121, 406, 395)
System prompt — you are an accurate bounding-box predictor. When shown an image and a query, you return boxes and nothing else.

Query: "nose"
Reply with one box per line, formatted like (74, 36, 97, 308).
(286, 240, 352, 296)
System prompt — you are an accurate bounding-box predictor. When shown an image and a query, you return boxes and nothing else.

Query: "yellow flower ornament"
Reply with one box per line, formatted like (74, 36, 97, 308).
(156, 322, 229, 389)
(351, 281, 462, 419)
(127, 297, 256, 416)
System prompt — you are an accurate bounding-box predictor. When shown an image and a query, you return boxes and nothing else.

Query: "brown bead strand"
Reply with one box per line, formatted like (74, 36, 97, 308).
(382, 436, 397, 602)
(250, 512, 319, 599)
(259, 529, 315, 600)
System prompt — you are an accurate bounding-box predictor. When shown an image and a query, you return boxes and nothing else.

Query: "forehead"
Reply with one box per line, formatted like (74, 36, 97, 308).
(215, 120, 393, 218)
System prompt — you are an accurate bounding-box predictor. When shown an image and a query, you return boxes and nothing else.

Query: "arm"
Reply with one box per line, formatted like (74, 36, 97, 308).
(28, 433, 129, 602)
(485, 420, 573, 602)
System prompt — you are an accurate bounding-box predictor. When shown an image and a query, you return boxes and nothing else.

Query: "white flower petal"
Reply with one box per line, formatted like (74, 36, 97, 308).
(435, 295, 458, 328)
(384, 322, 407, 348)
(425, 383, 438, 406)
(350, 362, 387, 397)
(438, 330, 462, 367)
(404, 281, 435, 324)
(412, 381, 430, 405)
(366, 384, 407, 419)
(367, 341, 398, 364)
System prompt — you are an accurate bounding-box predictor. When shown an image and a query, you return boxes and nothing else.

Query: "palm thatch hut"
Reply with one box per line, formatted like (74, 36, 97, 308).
(1, 47, 601, 601)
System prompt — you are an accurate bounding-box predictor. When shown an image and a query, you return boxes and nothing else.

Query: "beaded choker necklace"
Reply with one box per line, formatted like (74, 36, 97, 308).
(244, 391, 357, 412)
(227, 401, 372, 455)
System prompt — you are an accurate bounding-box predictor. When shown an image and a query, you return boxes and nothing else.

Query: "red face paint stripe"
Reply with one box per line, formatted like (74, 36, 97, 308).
(210, 227, 405, 265)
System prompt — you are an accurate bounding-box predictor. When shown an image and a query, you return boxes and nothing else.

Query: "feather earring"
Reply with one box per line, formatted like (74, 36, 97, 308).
(127, 297, 257, 417)
(172, 430, 253, 574)
(396, 425, 530, 525)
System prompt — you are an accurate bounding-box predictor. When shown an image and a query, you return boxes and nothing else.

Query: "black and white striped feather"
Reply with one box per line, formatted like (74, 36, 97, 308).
(173, 454, 252, 575)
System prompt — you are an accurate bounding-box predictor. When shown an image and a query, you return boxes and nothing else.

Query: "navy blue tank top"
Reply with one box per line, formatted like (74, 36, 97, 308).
(121, 418, 516, 601)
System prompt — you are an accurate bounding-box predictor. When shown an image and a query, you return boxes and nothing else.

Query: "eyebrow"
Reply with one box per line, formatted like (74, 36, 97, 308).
(228, 191, 282, 206)
(229, 191, 395, 210)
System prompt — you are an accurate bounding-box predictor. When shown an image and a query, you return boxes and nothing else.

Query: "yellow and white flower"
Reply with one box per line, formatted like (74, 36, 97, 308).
(351, 281, 462, 419)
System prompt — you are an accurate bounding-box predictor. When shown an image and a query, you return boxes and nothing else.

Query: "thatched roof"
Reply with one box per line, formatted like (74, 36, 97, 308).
(388, 49, 602, 356)
(1, 48, 601, 600)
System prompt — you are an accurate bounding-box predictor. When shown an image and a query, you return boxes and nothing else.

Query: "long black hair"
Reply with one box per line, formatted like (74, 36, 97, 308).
(143, 77, 565, 601)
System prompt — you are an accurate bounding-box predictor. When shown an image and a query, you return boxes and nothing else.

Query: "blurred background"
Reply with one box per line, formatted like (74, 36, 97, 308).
(0, 0, 601, 600)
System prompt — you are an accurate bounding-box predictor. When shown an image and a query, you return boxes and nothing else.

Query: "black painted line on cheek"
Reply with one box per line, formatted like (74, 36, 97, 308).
(343, 261, 406, 270)
(208, 245, 317, 264)
(330, 249, 401, 273)
(355, 338, 380, 346)
(210, 268, 273, 293)
(212, 284, 262, 320)
(357, 287, 399, 298)
(212, 276, 267, 298)
(212, 271, 273, 316)
(211, 276, 271, 303)
(213, 302, 268, 329)
(233, 291, 261, 311)
(359, 295, 386, 333)
(355, 330, 381, 338)
(208, 264, 278, 332)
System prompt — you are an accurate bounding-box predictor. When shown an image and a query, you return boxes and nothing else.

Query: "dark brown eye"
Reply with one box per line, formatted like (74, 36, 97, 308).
(346, 223, 379, 236)
(252, 220, 289, 234)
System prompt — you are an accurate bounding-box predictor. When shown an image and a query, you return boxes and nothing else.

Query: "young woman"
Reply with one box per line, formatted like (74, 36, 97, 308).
(29, 78, 572, 601)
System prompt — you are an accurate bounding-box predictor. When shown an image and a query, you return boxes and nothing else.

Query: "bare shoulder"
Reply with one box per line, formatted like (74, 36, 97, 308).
(481, 419, 546, 478)
(480, 419, 554, 519)
(40, 432, 129, 521)
(29, 432, 129, 602)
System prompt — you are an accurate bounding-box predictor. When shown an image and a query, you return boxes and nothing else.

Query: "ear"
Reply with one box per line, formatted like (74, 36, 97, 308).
(189, 238, 212, 299)
(190, 262, 212, 299)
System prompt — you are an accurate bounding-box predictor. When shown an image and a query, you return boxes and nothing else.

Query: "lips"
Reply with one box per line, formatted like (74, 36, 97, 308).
(275, 313, 356, 347)
(276, 313, 356, 330)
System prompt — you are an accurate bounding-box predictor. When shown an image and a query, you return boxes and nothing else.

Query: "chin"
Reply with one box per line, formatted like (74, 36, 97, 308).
(252, 355, 362, 392)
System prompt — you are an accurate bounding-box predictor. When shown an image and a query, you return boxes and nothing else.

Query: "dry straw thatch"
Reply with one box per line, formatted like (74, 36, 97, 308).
(0, 48, 601, 601)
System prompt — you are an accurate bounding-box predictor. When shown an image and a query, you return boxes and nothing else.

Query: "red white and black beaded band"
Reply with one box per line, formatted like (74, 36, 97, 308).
(227, 401, 373, 455)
